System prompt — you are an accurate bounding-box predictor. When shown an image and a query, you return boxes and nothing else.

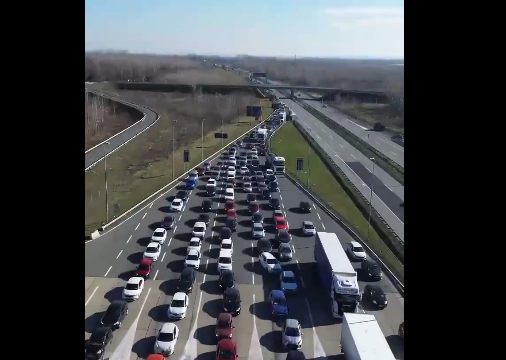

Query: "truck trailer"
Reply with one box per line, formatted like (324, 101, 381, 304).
(314, 232, 361, 317)
(341, 313, 396, 360)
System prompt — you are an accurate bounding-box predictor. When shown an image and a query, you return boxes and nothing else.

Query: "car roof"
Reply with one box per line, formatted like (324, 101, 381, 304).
(181, 267, 195, 276)
(282, 271, 295, 277)
(262, 252, 276, 259)
(154, 228, 166, 232)
(187, 248, 199, 255)
(219, 249, 233, 256)
(221, 227, 231, 233)
(285, 319, 300, 328)
(109, 300, 127, 309)
(302, 221, 313, 226)
(350, 241, 362, 247)
(160, 322, 177, 333)
(224, 287, 239, 296)
(253, 223, 263, 227)
(271, 290, 285, 298)
(127, 277, 143, 284)
(194, 222, 205, 227)
(222, 239, 232, 244)
(367, 284, 384, 292)
(140, 258, 152, 264)
(218, 338, 237, 350)
(147, 242, 159, 248)
(218, 312, 232, 322)
(173, 292, 187, 301)
(221, 269, 233, 276)
(172, 198, 182, 202)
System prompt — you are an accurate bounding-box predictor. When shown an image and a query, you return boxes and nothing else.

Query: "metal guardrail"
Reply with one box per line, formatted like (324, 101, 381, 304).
(266, 122, 404, 295)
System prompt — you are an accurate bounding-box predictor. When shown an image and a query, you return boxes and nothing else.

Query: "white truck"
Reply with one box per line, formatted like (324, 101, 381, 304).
(314, 232, 361, 317)
(255, 128, 268, 142)
(341, 313, 396, 360)
(266, 153, 285, 174)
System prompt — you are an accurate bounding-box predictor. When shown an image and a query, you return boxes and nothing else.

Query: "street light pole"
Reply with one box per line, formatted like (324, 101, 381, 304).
(172, 120, 177, 180)
(103, 141, 110, 224)
(201, 119, 205, 162)
(221, 116, 224, 148)
(367, 158, 376, 242)
(307, 128, 312, 189)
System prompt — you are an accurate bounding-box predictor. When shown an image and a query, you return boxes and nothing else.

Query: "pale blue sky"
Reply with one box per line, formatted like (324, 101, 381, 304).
(85, 0, 404, 59)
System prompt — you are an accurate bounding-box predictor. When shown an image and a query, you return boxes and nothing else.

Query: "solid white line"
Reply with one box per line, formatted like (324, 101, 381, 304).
(203, 260, 209, 283)
(104, 266, 112, 277)
(153, 270, 159, 280)
(116, 250, 123, 259)
(85, 286, 99, 307)
(248, 293, 263, 360)
(350, 154, 356, 160)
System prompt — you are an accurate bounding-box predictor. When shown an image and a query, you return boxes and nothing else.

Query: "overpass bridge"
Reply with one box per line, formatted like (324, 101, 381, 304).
(113, 82, 389, 103)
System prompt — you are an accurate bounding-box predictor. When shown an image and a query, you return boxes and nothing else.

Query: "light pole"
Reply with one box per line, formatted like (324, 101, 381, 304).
(221, 116, 224, 148)
(306, 128, 312, 189)
(172, 119, 177, 180)
(201, 118, 205, 162)
(367, 157, 376, 242)
(103, 141, 110, 224)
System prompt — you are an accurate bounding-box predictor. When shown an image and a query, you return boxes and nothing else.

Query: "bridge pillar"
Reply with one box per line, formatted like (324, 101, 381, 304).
(290, 89, 295, 99)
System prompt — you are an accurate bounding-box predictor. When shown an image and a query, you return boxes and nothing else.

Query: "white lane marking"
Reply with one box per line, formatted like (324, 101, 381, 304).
(350, 154, 356, 160)
(135, 223, 140, 231)
(142, 212, 147, 219)
(292, 245, 296, 254)
(173, 225, 178, 233)
(116, 250, 123, 259)
(321, 222, 326, 231)
(179, 291, 202, 360)
(153, 270, 159, 280)
(375, 141, 380, 145)
(161, 252, 166, 262)
(108, 287, 152, 360)
(317, 213, 321, 220)
(248, 294, 263, 360)
(167, 238, 173, 248)
(391, 151, 398, 156)
(203, 260, 209, 283)
(329, 134, 334, 140)
(149, 202, 154, 209)
(339, 144, 344, 148)
(179, 215, 183, 221)
(85, 286, 98, 307)
(312, 203, 317, 210)
(126, 235, 132, 244)
(104, 266, 112, 277)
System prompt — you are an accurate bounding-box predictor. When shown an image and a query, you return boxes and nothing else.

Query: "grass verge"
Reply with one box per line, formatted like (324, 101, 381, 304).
(270, 122, 404, 283)
(85, 100, 272, 237)
(299, 103, 404, 186)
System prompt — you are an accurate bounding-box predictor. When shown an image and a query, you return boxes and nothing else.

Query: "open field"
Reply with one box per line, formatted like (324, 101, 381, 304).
(84, 92, 141, 151)
(85, 94, 272, 236)
(270, 122, 404, 280)
(330, 103, 404, 133)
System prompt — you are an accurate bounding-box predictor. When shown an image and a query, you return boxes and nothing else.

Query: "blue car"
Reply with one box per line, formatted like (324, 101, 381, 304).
(269, 290, 289, 317)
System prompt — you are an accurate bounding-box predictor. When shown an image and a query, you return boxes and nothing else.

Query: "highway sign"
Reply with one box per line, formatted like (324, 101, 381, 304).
(246, 106, 262, 117)
(296, 158, 304, 171)
(215, 133, 228, 139)
(183, 150, 190, 163)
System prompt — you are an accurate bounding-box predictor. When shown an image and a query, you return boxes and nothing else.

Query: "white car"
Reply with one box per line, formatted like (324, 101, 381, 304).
(252, 223, 265, 238)
(154, 323, 179, 356)
(185, 249, 201, 269)
(224, 188, 235, 201)
(302, 221, 316, 236)
(226, 173, 235, 181)
(170, 199, 184, 212)
(240, 166, 249, 175)
(243, 182, 253, 192)
(265, 169, 274, 176)
(259, 252, 282, 273)
(122, 277, 144, 302)
(144, 242, 162, 261)
(218, 249, 233, 272)
(151, 228, 168, 244)
(346, 241, 367, 261)
(207, 178, 217, 187)
(188, 237, 202, 252)
(192, 221, 206, 239)
(168, 292, 189, 320)
(220, 239, 234, 254)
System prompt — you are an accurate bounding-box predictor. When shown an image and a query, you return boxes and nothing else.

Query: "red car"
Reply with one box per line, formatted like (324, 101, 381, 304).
(216, 339, 238, 360)
(224, 200, 235, 211)
(275, 217, 289, 231)
(227, 210, 237, 219)
(136, 258, 153, 278)
(215, 313, 234, 340)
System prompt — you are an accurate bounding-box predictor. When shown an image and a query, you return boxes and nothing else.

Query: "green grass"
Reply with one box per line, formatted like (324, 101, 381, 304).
(85, 101, 272, 237)
(270, 122, 404, 281)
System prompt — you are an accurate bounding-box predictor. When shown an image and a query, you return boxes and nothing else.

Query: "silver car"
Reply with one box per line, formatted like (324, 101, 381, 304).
(252, 223, 265, 238)
(280, 271, 298, 293)
(278, 242, 293, 261)
(282, 319, 303, 349)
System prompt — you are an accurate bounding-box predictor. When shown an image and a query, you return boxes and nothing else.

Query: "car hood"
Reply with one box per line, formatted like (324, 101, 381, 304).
(284, 335, 302, 344)
(144, 252, 157, 258)
(354, 252, 366, 258)
(216, 328, 232, 337)
(169, 307, 186, 314)
(272, 304, 288, 314)
(123, 289, 140, 296)
(155, 339, 176, 351)
(186, 259, 200, 266)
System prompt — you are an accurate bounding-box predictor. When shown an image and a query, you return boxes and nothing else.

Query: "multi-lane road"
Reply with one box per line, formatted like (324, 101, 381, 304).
(85, 143, 404, 359)
(84, 88, 159, 170)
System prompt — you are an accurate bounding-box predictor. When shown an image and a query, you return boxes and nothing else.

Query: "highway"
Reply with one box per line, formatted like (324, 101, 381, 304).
(269, 90, 405, 241)
(85, 141, 404, 359)
(84, 89, 159, 170)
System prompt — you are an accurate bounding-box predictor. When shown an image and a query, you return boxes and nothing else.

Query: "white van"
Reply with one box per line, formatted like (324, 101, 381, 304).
(224, 188, 235, 201)
(218, 249, 233, 272)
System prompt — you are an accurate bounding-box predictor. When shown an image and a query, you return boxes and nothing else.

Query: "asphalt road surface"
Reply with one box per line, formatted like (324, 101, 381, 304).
(268, 91, 404, 241)
(84, 89, 159, 170)
(85, 146, 404, 360)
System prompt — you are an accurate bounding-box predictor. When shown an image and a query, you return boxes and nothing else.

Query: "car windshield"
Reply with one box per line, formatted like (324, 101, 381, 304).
(187, 254, 199, 261)
(254, 226, 263, 232)
(271, 199, 279, 204)
(253, 215, 262, 221)
(280, 247, 291, 253)
(158, 332, 174, 342)
(171, 300, 185, 308)
(102, 307, 120, 324)
(219, 257, 232, 264)
(267, 259, 278, 265)
(222, 243, 232, 250)
(172, 201, 181, 206)
(244, 183, 252, 187)
(283, 276, 296, 283)
(217, 320, 231, 328)
(190, 241, 200, 247)
(146, 247, 158, 253)
(285, 327, 300, 337)
(304, 224, 314, 229)
(353, 246, 364, 252)
(126, 283, 139, 290)
(218, 350, 235, 359)
(276, 221, 285, 226)
(154, 231, 164, 237)
(273, 297, 286, 305)
(138, 264, 149, 271)
(164, 217, 173, 223)
(194, 227, 205, 232)
(369, 264, 380, 271)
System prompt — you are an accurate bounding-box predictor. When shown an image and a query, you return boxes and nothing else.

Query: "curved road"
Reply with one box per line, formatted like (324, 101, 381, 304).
(84, 88, 159, 170)
(85, 142, 404, 359)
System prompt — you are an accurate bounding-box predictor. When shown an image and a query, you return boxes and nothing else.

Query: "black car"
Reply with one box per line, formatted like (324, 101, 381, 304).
(161, 215, 175, 229)
(262, 189, 271, 199)
(361, 260, 382, 280)
(268, 181, 279, 192)
(257, 239, 273, 254)
(220, 227, 232, 241)
(176, 190, 190, 202)
(275, 230, 291, 246)
(299, 201, 311, 213)
(206, 185, 216, 196)
(269, 198, 281, 210)
(219, 270, 236, 291)
(267, 175, 277, 182)
(202, 199, 212, 212)
(286, 350, 306, 360)
(199, 213, 211, 225)
(101, 300, 128, 329)
(363, 284, 388, 308)
(223, 288, 241, 316)
(178, 267, 197, 293)
(225, 217, 237, 232)
(85, 327, 113, 360)
(252, 213, 263, 225)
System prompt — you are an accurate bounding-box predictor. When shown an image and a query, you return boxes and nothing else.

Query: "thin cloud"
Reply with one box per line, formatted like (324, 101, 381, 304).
(323, 6, 404, 28)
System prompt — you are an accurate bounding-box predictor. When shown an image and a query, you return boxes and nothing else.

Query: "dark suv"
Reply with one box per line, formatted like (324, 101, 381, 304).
(299, 201, 311, 213)
(100, 300, 128, 329)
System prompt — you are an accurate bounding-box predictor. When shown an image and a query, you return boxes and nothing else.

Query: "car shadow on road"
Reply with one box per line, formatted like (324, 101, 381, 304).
(148, 304, 168, 323)
(127, 252, 144, 265)
(159, 279, 179, 296)
(132, 335, 156, 359)
(137, 237, 151, 246)
(200, 280, 221, 295)
(385, 335, 404, 360)
(244, 261, 263, 276)
(202, 298, 222, 319)
(195, 325, 216, 346)
(260, 331, 283, 353)
(84, 312, 102, 334)
(195, 351, 215, 360)
(171, 246, 188, 257)
(104, 287, 123, 303)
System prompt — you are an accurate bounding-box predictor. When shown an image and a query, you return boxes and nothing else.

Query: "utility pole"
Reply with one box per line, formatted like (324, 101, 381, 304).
(172, 119, 177, 180)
